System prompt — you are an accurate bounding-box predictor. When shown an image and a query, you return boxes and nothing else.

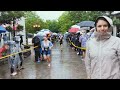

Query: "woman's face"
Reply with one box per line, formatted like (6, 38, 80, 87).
(96, 20, 109, 35)
(44, 37, 48, 41)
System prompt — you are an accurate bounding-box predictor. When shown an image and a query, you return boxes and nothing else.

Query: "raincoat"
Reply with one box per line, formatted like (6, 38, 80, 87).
(7, 41, 20, 72)
(85, 36, 120, 79)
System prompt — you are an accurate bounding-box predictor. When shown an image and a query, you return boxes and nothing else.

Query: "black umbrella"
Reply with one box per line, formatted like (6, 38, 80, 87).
(77, 21, 95, 27)
(16, 34, 24, 36)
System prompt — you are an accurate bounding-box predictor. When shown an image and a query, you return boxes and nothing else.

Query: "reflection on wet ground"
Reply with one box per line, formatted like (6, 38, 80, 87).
(0, 40, 87, 79)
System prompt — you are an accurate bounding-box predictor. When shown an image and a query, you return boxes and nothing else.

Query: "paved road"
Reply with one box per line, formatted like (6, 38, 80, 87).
(0, 40, 87, 79)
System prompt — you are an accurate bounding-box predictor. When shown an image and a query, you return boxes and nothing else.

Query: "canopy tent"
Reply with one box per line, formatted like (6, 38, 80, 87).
(0, 26, 8, 33)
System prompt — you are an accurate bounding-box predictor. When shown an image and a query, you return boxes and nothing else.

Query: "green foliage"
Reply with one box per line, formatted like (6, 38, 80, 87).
(0, 11, 25, 24)
(25, 11, 45, 33)
(57, 11, 105, 33)
(58, 12, 72, 33)
(44, 20, 60, 33)
(113, 17, 120, 25)
(17, 24, 23, 31)
(6, 26, 12, 32)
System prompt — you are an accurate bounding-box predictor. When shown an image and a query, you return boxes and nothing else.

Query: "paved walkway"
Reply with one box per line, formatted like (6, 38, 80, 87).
(0, 40, 87, 79)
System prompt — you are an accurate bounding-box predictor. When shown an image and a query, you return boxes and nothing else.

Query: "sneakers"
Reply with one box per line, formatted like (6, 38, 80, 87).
(11, 72, 17, 76)
(37, 60, 40, 63)
(48, 63, 51, 67)
(77, 52, 79, 55)
(19, 66, 24, 70)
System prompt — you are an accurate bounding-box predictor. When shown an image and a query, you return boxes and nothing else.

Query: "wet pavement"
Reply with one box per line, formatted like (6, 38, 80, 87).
(0, 40, 87, 79)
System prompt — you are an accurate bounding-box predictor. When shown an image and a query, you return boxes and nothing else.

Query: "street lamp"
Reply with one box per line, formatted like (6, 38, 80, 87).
(33, 24, 40, 32)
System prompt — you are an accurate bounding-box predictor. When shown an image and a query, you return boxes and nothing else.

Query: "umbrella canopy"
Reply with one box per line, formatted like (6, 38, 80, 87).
(68, 27, 80, 33)
(52, 33, 57, 36)
(71, 25, 80, 29)
(36, 31, 46, 36)
(36, 29, 51, 36)
(0, 26, 8, 33)
(80, 27, 90, 30)
(77, 21, 95, 27)
(16, 34, 24, 36)
(40, 29, 51, 32)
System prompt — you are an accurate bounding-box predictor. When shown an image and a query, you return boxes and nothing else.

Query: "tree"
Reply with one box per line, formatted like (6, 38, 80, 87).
(57, 11, 103, 33)
(44, 20, 60, 33)
(58, 12, 73, 33)
(0, 11, 26, 36)
(0, 11, 25, 24)
(25, 11, 45, 33)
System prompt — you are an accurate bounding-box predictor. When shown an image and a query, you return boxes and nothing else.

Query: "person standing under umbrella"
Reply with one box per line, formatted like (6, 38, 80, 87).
(32, 35, 41, 63)
(59, 34, 63, 51)
(79, 29, 89, 60)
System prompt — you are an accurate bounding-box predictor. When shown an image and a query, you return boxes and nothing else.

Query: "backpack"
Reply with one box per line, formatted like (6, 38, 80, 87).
(32, 36, 41, 48)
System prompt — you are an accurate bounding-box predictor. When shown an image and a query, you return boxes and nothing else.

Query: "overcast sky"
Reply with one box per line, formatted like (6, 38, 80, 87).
(36, 11, 65, 21)
(36, 11, 120, 21)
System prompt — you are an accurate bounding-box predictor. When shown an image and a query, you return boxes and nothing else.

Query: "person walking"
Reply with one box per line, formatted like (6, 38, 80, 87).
(41, 36, 53, 67)
(59, 34, 63, 51)
(85, 16, 120, 79)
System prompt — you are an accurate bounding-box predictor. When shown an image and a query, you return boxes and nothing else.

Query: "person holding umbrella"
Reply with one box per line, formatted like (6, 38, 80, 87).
(32, 35, 41, 63)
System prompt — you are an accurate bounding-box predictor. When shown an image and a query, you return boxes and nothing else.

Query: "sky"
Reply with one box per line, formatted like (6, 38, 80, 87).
(36, 11, 120, 21)
(36, 11, 65, 21)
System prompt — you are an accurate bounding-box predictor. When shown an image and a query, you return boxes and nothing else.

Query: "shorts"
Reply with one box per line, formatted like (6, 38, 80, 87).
(43, 49, 51, 56)
(39, 48, 42, 54)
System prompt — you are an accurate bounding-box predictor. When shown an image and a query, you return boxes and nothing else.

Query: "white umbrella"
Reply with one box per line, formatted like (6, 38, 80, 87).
(40, 29, 51, 32)
(37, 30, 51, 36)
(52, 33, 57, 35)
(36, 31, 46, 36)
(71, 25, 80, 29)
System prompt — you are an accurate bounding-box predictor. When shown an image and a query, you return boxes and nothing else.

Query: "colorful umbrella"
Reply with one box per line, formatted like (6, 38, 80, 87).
(68, 27, 80, 33)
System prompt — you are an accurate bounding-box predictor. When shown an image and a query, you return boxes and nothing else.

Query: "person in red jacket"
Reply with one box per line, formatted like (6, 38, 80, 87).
(0, 43, 9, 58)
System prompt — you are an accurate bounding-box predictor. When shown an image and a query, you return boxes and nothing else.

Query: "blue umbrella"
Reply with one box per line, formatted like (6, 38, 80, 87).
(0, 26, 8, 33)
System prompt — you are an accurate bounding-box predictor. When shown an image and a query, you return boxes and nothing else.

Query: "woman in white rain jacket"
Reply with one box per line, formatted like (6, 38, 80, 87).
(85, 16, 120, 79)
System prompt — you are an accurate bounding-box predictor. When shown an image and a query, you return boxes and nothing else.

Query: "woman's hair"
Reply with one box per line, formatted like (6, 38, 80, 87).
(95, 17, 111, 28)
